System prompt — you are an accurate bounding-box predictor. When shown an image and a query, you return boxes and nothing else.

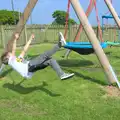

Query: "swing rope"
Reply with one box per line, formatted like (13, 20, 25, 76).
(74, 0, 95, 42)
(64, 0, 104, 42)
(94, 0, 104, 42)
(62, 0, 107, 57)
(104, 0, 113, 15)
(64, 0, 71, 40)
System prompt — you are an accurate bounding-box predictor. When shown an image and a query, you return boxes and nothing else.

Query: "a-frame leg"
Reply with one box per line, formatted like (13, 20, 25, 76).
(6, 0, 38, 52)
(70, 0, 119, 86)
(104, 0, 120, 28)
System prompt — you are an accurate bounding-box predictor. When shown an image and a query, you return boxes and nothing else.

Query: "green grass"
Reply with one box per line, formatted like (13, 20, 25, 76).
(0, 44, 120, 120)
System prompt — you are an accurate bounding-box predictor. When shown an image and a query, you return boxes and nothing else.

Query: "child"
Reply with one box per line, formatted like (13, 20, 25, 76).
(1, 32, 74, 80)
(0, 33, 35, 74)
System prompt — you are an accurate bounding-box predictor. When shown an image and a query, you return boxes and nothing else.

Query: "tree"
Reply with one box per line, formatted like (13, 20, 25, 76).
(52, 10, 76, 25)
(0, 10, 20, 25)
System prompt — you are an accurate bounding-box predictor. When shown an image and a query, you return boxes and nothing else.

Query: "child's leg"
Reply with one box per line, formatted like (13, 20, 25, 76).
(28, 57, 64, 76)
(29, 32, 66, 66)
(41, 32, 66, 58)
(41, 58, 64, 77)
(28, 32, 67, 73)
(43, 58, 74, 79)
(48, 59, 64, 77)
(29, 57, 74, 79)
(29, 44, 61, 67)
(43, 44, 60, 58)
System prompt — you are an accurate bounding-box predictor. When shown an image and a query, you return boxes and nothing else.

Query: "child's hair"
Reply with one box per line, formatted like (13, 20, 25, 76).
(1, 52, 9, 65)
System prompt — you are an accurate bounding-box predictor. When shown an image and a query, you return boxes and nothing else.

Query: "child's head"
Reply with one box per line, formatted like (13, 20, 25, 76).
(1, 52, 12, 65)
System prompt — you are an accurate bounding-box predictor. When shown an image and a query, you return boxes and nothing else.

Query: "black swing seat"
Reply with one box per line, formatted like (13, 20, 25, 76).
(64, 42, 107, 55)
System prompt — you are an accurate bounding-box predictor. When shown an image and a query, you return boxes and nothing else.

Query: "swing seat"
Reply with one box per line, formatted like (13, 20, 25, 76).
(106, 41, 120, 46)
(64, 42, 107, 55)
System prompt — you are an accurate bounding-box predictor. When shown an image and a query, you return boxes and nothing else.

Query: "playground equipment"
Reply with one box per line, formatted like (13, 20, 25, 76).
(5, 0, 38, 52)
(104, 0, 120, 29)
(63, 0, 107, 57)
(102, 0, 120, 46)
(102, 15, 120, 46)
(2, 0, 120, 87)
(64, 42, 107, 55)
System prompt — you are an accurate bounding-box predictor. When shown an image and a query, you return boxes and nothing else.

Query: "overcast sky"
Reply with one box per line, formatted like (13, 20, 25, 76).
(0, 0, 120, 25)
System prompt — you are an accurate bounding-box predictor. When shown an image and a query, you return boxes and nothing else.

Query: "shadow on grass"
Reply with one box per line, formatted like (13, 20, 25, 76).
(58, 59, 94, 68)
(111, 55, 120, 59)
(0, 68, 13, 79)
(105, 51, 112, 56)
(64, 69, 107, 86)
(3, 80, 61, 97)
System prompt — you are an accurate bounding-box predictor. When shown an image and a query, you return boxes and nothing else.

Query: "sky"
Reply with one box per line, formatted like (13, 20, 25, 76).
(0, 0, 120, 25)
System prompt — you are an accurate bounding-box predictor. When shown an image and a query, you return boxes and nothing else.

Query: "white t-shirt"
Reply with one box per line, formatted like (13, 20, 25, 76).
(8, 56, 33, 79)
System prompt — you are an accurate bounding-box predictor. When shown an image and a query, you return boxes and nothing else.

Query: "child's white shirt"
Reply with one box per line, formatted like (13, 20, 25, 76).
(8, 55, 33, 79)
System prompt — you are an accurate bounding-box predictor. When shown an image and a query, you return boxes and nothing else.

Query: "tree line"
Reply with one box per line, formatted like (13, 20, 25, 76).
(0, 10, 76, 25)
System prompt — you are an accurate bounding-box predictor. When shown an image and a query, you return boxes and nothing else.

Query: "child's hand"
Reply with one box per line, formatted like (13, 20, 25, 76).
(15, 33, 19, 40)
(31, 34, 35, 40)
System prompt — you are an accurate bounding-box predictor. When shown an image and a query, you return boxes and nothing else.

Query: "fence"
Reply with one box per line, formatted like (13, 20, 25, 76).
(102, 25, 120, 43)
(0, 24, 119, 48)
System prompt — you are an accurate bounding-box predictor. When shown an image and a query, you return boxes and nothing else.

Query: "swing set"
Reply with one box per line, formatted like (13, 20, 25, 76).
(101, 0, 120, 46)
(102, 15, 120, 46)
(1, 0, 120, 87)
(63, 0, 107, 56)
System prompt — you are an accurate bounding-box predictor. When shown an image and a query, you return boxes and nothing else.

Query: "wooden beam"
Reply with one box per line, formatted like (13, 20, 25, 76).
(6, 0, 38, 52)
(104, 0, 120, 28)
(64, 0, 96, 58)
(74, 0, 96, 41)
(70, 0, 119, 85)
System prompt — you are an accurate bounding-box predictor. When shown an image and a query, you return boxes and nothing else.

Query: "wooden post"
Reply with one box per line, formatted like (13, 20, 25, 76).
(104, 0, 120, 29)
(64, 0, 96, 58)
(74, 0, 96, 41)
(24, 25, 28, 44)
(70, 0, 118, 84)
(5, 0, 38, 52)
(1, 26, 5, 48)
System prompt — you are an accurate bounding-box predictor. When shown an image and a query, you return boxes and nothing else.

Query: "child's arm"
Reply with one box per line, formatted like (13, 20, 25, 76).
(11, 33, 19, 56)
(19, 34, 35, 58)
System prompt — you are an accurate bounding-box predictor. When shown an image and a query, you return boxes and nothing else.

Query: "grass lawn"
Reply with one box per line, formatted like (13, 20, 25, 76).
(0, 43, 120, 120)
